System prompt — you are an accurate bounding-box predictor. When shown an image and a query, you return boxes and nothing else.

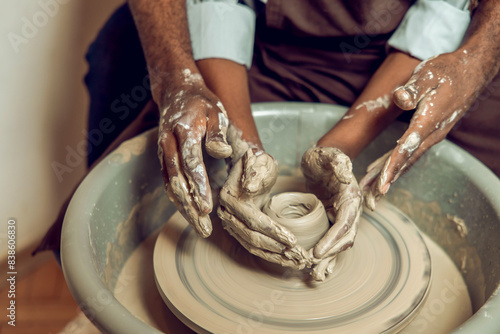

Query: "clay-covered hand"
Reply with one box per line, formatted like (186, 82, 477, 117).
(360, 50, 486, 210)
(218, 148, 307, 269)
(301, 147, 363, 280)
(157, 72, 232, 238)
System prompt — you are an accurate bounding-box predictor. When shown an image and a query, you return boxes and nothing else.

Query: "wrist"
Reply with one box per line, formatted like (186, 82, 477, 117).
(316, 137, 357, 161)
(151, 66, 206, 110)
(197, 58, 263, 148)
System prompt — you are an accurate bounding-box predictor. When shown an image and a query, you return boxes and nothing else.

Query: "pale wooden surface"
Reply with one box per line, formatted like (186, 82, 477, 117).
(0, 257, 82, 334)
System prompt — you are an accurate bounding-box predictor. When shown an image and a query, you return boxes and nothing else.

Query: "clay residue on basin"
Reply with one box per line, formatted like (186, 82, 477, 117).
(386, 188, 485, 310)
(104, 186, 170, 290)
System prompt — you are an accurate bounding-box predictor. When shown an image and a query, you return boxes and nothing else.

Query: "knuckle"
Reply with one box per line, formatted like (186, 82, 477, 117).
(172, 122, 189, 135)
(220, 217, 231, 229)
(246, 232, 261, 246)
(184, 155, 202, 172)
(219, 189, 231, 203)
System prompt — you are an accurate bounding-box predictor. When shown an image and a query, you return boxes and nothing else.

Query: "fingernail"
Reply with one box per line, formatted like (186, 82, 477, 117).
(381, 183, 390, 195)
(198, 215, 212, 238)
(194, 195, 211, 214)
(313, 245, 326, 259)
(205, 140, 232, 159)
(395, 87, 414, 110)
(396, 87, 411, 101)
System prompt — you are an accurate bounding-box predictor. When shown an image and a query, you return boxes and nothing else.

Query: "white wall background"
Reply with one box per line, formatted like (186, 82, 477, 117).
(0, 0, 123, 262)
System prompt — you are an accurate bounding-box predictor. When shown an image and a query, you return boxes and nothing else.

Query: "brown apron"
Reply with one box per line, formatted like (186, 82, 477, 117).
(249, 0, 411, 104)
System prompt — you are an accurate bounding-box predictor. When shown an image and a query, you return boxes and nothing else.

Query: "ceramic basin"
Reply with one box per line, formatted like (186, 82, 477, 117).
(61, 102, 500, 333)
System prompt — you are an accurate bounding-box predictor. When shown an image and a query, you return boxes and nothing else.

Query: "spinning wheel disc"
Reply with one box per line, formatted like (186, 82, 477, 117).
(154, 199, 431, 333)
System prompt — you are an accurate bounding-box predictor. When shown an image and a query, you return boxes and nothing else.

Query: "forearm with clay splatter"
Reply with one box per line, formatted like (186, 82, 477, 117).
(317, 51, 421, 160)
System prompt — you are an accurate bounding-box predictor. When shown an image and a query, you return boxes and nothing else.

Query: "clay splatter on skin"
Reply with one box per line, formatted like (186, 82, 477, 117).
(157, 69, 234, 237)
(448, 110, 460, 124)
(205, 110, 231, 159)
(162, 106, 170, 118)
(168, 111, 182, 123)
(379, 156, 391, 186)
(413, 54, 439, 73)
(355, 94, 391, 112)
(438, 75, 453, 85)
(182, 68, 203, 84)
(216, 101, 226, 114)
(399, 132, 421, 154)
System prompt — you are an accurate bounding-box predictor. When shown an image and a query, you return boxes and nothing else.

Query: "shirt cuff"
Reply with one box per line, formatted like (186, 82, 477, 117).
(187, 1, 256, 69)
(388, 0, 471, 60)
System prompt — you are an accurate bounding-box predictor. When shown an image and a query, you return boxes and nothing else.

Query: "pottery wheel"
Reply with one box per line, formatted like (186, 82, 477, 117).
(154, 177, 431, 334)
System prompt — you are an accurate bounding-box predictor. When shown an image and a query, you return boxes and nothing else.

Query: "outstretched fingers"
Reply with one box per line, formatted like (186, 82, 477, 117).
(378, 92, 456, 193)
(159, 130, 212, 237)
(173, 116, 213, 215)
(385, 127, 450, 185)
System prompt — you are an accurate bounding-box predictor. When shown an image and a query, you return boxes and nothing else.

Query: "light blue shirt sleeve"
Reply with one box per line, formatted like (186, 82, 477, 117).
(186, 0, 256, 68)
(387, 0, 471, 60)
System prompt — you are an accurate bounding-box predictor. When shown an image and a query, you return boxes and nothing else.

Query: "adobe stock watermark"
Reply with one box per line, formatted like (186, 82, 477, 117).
(6, 219, 17, 327)
(51, 71, 156, 182)
(227, 266, 315, 334)
(7, 0, 73, 54)
(231, 289, 285, 334)
(406, 277, 468, 333)
(259, 113, 297, 146)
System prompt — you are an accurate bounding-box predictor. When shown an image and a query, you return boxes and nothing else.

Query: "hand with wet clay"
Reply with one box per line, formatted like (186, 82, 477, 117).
(157, 69, 233, 238)
(218, 148, 307, 269)
(301, 147, 363, 280)
(129, 1, 233, 237)
(360, 47, 495, 210)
